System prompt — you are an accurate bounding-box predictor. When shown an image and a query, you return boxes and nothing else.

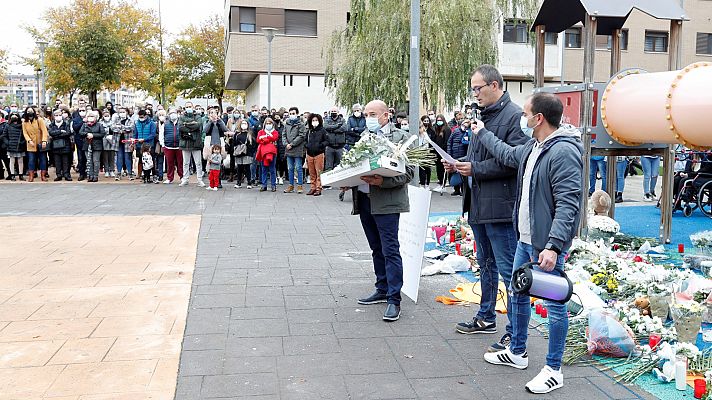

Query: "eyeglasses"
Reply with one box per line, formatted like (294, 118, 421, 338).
(471, 82, 493, 95)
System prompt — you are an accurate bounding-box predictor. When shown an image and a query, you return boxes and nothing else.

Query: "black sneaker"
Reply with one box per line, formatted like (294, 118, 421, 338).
(357, 292, 388, 305)
(488, 333, 512, 352)
(456, 318, 496, 334)
(383, 304, 401, 321)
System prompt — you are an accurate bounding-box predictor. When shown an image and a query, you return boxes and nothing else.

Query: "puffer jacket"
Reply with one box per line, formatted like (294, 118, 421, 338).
(80, 122, 106, 152)
(163, 119, 181, 149)
(48, 121, 73, 154)
(133, 118, 156, 149)
(283, 118, 307, 158)
(323, 115, 347, 149)
(447, 126, 470, 159)
(179, 113, 204, 150)
(305, 126, 328, 157)
(2, 118, 26, 153)
(346, 114, 366, 146)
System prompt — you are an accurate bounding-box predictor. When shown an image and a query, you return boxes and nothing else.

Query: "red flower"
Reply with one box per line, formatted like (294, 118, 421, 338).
(633, 255, 643, 263)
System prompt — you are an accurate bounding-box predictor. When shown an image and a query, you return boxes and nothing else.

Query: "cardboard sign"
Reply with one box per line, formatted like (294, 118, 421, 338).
(399, 186, 432, 303)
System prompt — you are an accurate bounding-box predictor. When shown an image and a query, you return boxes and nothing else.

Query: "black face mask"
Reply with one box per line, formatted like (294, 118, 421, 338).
(330, 113, 338, 119)
(27, 113, 35, 118)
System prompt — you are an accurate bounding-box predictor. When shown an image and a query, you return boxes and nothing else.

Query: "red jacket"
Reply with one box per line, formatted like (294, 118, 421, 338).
(255, 129, 279, 166)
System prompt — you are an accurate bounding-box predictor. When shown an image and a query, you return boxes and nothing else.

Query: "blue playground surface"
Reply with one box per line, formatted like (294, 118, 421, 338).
(617, 205, 711, 249)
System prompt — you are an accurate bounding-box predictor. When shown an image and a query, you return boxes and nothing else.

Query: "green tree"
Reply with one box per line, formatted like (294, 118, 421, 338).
(325, 0, 538, 110)
(167, 15, 228, 110)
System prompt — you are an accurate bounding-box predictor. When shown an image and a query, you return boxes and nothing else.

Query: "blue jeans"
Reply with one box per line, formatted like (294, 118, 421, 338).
(589, 156, 606, 194)
(154, 153, 164, 180)
(510, 242, 568, 370)
(471, 223, 518, 336)
(358, 192, 403, 305)
(260, 160, 277, 188)
(250, 158, 258, 182)
(641, 156, 660, 194)
(116, 145, 133, 174)
(616, 159, 628, 192)
(286, 156, 304, 185)
(28, 151, 47, 171)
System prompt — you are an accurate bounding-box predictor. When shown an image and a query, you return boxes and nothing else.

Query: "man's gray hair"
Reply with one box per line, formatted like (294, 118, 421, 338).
(352, 103, 362, 111)
(473, 64, 504, 90)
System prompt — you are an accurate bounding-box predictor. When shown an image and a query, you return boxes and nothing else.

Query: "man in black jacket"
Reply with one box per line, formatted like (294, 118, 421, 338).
(445, 65, 528, 352)
(323, 106, 347, 172)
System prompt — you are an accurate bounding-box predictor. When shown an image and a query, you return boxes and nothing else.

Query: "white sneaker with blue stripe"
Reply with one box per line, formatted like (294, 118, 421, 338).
(483, 347, 528, 369)
(525, 365, 564, 394)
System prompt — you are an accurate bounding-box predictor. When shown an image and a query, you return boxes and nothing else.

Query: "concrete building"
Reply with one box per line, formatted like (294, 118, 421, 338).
(561, 0, 712, 82)
(224, 0, 349, 114)
(0, 74, 40, 106)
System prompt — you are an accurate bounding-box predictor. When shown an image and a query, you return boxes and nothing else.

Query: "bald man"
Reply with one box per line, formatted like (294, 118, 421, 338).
(352, 100, 415, 321)
(324, 106, 347, 172)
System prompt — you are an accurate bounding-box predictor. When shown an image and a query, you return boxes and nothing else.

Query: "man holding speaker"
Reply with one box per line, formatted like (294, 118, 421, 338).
(446, 92, 583, 394)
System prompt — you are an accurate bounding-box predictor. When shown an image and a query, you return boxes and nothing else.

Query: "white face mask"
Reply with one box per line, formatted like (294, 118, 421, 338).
(119, 112, 127, 119)
(54, 116, 63, 123)
(10, 107, 17, 112)
(103, 116, 111, 121)
(159, 116, 166, 122)
(87, 117, 96, 123)
(311, 121, 319, 128)
(265, 124, 273, 131)
(240, 123, 248, 130)
(401, 124, 409, 131)
(520, 115, 535, 137)
(353, 111, 362, 118)
(170, 113, 178, 121)
(79, 111, 86, 117)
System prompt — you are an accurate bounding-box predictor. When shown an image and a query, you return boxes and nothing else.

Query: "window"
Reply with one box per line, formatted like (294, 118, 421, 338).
(544, 32, 557, 45)
(503, 20, 528, 43)
(645, 31, 668, 52)
(229, 6, 239, 32)
(595, 30, 629, 50)
(285, 10, 317, 36)
(565, 28, 582, 48)
(697, 32, 712, 55)
(239, 7, 256, 33)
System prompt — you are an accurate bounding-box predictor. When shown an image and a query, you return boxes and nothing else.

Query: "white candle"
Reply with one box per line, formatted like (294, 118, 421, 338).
(675, 359, 687, 391)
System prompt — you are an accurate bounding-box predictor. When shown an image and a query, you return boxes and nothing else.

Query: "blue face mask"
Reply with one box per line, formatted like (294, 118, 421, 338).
(289, 115, 299, 122)
(520, 115, 534, 138)
(366, 117, 381, 132)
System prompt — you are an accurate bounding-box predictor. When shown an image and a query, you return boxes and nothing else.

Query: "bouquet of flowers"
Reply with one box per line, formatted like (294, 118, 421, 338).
(340, 133, 436, 169)
(670, 300, 705, 344)
(691, 230, 712, 252)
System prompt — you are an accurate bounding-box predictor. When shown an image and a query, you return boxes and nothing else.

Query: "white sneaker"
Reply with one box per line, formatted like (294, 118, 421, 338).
(163, 180, 172, 184)
(247, 185, 253, 189)
(278, 177, 284, 185)
(234, 184, 241, 189)
(483, 348, 528, 370)
(197, 180, 206, 187)
(115, 176, 120, 181)
(206, 187, 212, 191)
(179, 179, 188, 187)
(104, 172, 109, 178)
(212, 187, 218, 191)
(432, 185, 444, 193)
(110, 172, 116, 177)
(525, 365, 564, 394)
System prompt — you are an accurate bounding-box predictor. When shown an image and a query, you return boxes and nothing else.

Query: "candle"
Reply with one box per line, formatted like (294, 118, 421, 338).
(679, 243, 685, 253)
(649, 334, 661, 350)
(675, 358, 687, 391)
(455, 243, 461, 255)
(694, 379, 706, 399)
(473, 240, 477, 253)
(541, 308, 548, 318)
(535, 304, 542, 315)
(450, 229, 456, 243)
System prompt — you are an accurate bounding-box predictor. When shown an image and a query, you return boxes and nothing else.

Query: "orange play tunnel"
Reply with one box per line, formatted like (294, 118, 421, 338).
(601, 62, 712, 150)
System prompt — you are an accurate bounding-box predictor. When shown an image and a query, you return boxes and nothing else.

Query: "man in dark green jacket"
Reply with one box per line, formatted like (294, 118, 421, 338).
(351, 100, 414, 322)
(178, 102, 206, 187)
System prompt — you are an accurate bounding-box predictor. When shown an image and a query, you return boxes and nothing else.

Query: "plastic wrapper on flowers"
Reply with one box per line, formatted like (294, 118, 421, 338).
(587, 309, 637, 358)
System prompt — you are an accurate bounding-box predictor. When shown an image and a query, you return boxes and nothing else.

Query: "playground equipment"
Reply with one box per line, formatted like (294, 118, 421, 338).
(530, 0, 712, 242)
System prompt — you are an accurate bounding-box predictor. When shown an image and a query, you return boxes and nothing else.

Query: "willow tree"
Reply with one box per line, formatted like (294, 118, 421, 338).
(325, 0, 538, 110)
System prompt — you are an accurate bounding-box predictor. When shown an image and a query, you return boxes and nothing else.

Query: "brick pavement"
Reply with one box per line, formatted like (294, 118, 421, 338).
(0, 183, 659, 399)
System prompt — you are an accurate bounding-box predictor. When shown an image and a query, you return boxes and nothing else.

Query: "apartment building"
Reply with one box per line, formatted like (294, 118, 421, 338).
(561, 0, 712, 82)
(0, 74, 40, 106)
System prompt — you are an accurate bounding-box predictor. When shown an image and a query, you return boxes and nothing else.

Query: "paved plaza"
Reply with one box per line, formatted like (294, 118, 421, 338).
(0, 178, 659, 399)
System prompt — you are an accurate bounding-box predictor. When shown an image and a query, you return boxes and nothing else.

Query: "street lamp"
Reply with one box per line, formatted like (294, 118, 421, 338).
(262, 27, 278, 111)
(36, 40, 48, 106)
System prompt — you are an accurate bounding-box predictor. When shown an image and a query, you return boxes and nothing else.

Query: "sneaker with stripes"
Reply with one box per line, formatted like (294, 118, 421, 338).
(525, 365, 564, 394)
(487, 333, 512, 353)
(483, 347, 528, 369)
(455, 317, 496, 334)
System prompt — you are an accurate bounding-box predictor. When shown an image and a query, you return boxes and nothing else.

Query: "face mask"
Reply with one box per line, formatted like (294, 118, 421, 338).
(289, 115, 298, 121)
(353, 111, 362, 118)
(520, 115, 534, 137)
(54, 116, 63, 123)
(422, 120, 429, 125)
(10, 116, 18, 122)
(436, 120, 444, 126)
(251, 111, 258, 117)
(139, 117, 146, 122)
(170, 113, 178, 121)
(401, 124, 409, 131)
(311, 121, 319, 128)
(185, 108, 193, 114)
(119, 112, 127, 119)
(240, 123, 248, 130)
(366, 117, 381, 132)
(79, 111, 86, 117)
(265, 124, 273, 131)
(159, 116, 166, 122)
(87, 117, 96, 124)
(103, 116, 111, 122)
(330, 113, 338, 119)
(10, 107, 17, 112)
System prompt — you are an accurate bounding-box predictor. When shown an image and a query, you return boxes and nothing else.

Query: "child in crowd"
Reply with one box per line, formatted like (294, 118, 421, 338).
(141, 143, 153, 183)
(208, 144, 223, 191)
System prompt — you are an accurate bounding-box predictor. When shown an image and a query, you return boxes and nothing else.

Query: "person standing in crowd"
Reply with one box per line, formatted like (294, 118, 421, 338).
(140, 143, 153, 183)
(417, 120, 431, 188)
(232, 118, 257, 189)
(449, 110, 464, 129)
(589, 155, 606, 196)
(100, 109, 118, 179)
(446, 117, 471, 196)
(104, 101, 116, 117)
(283, 107, 307, 194)
(324, 106, 347, 174)
(179, 102, 206, 187)
(432, 114, 451, 191)
(72, 105, 88, 181)
(452, 65, 528, 356)
(346, 104, 366, 149)
(256, 117, 279, 192)
(305, 113, 328, 196)
(133, 109, 156, 181)
(48, 109, 73, 181)
(204, 108, 227, 188)
(0, 113, 10, 180)
(80, 110, 106, 182)
(2, 112, 26, 180)
(113, 107, 135, 180)
(207, 143, 223, 191)
(22, 106, 50, 182)
(463, 93, 582, 394)
(352, 99, 415, 322)
(154, 109, 167, 183)
(615, 156, 628, 203)
(224, 111, 239, 182)
(162, 108, 183, 184)
(273, 110, 287, 185)
(641, 155, 660, 201)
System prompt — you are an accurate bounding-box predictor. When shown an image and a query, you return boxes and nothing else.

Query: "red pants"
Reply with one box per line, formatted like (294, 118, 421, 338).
(209, 169, 220, 188)
(163, 148, 183, 182)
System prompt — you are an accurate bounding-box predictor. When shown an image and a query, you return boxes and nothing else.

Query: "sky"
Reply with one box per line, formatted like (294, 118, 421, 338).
(1, 0, 224, 75)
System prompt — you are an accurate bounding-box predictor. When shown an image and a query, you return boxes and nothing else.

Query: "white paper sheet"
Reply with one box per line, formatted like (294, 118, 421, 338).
(425, 135, 458, 165)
